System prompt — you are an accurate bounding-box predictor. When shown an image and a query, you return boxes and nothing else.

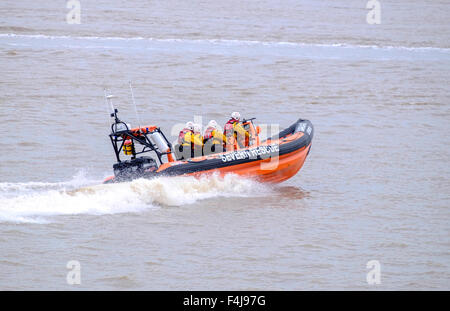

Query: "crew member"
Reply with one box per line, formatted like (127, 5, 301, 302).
(203, 120, 227, 155)
(178, 121, 194, 145)
(191, 123, 204, 158)
(177, 121, 194, 160)
(223, 112, 249, 151)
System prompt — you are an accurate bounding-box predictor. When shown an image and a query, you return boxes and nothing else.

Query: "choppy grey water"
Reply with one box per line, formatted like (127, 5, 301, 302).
(0, 0, 449, 290)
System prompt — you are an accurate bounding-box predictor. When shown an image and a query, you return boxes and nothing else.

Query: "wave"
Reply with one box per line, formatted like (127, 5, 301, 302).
(0, 171, 96, 194)
(0, 27, 35, 33)
(0, 32, 448, 52)
(0, 173, 270, 224)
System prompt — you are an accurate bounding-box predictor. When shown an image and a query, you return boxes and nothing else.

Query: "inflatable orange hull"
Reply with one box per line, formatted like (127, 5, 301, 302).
(195, 143, 312, 183)
(104, 119, 313, 184)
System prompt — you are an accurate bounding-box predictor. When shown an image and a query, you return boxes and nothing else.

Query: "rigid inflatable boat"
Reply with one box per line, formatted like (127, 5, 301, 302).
(103, 104, 313, 184)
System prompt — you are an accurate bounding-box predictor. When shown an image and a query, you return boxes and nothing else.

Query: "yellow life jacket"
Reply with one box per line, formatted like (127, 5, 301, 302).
(181, 131, 194, 147)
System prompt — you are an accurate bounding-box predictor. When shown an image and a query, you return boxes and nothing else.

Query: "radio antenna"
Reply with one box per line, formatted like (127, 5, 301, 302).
(129, 81, 142, 132)
(104, 88, 118, 123)
(104, 88, 112, 124)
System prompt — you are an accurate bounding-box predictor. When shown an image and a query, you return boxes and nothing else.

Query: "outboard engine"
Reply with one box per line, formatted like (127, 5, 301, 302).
(113, 156, 158, 181)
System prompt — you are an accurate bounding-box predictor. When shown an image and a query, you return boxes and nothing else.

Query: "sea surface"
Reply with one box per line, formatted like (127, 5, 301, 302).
(0, 0, 449, 290)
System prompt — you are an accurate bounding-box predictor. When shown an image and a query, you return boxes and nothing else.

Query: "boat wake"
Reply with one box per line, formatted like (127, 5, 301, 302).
(1, 33, 449, 61)
(0, 172, 270, 224)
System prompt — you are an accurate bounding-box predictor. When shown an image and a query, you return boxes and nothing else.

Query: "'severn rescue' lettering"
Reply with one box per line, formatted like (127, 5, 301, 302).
(220, 145, 279, 163)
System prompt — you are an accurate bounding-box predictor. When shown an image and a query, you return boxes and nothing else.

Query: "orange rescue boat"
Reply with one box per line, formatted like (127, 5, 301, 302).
(103, 109, 313, 184)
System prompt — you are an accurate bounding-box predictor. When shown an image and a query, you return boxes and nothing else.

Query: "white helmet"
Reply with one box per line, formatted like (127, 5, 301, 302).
(231, 111, 241, 121)
(193, 123, 202, 134)
(185, 121, 194, 130)
(208, 120, 218, 128)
